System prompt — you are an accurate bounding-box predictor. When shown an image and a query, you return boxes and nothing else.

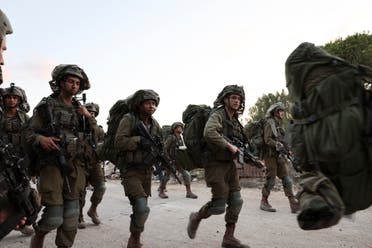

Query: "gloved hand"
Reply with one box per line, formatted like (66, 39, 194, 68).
(139, 137, 153, 150)
(275, 142, 285, 152)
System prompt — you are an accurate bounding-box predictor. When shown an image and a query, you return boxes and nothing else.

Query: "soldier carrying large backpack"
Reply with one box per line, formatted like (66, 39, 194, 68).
(187, 84, 250, 248)
(114, 89, 162, 248)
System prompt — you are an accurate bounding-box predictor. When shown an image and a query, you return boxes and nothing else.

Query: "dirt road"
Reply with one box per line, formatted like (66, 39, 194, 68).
(3, 179, 372, 248)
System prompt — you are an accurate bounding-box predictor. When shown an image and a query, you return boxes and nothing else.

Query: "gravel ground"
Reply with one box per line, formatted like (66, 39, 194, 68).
(2, 179, 372, 248)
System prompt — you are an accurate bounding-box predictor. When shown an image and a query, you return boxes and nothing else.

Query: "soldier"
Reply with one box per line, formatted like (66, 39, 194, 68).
(259, 102, 299, 213)
(187, 85, 249, 248)
(114, 89, 162, 248)
(0, 9, 39, 240)
(26, 64, 97, 247)
(0, 84, 34, 236)
(158, 122, 197, 199)
(78, 102, 106, 229)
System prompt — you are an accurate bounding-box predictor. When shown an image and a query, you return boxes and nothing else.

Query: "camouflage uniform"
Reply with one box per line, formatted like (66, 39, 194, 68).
(0, 85, 36, 236)
(260, 102, 299, 213)
(27, 64, 96, 247)
(78, 102, 106, 228)
(0, 10, 40, 240)
(114, 89, 161, 248)
(187, 85, 249, 248)
(0, 88, 29, 156)
(158, 122, 197, 199)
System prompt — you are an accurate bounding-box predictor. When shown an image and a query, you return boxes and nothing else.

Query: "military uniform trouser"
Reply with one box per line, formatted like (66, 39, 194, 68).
(198, 161, 243, 224)
(262, 156, 294, 197)
(37, 161, 85, 247)
(159, 167, 192, 189)
(80, 162, 106, 208)
(37, 200, 80, 247)
(121, 167, 152, 233)
(38, 161, 86, 205)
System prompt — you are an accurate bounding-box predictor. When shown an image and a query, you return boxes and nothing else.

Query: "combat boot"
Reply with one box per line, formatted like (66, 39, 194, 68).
(19, 225, 34, 236)
(29, 228, 48, 248)
(87, 205, 101, 225)
(187, 212, 202, 239)
(78, 215, 86, 229)
(127, 231, 142, 248)
(221, 223, 250, 248)
(260, 195, 276, 212)
(288, 196, 300, 214)
(185, 185, 198, 199)
(158, 188, 168, 199)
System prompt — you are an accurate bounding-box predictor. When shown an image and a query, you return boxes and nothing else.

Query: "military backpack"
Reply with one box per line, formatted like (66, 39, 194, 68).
(180, 104, 212, 169)
(243, 118, 265, 159)
(286, 42, 372, 229)
(101, 98, 131, 165)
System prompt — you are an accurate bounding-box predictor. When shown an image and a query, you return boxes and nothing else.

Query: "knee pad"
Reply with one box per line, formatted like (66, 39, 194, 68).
(282, 176, 293, 190)
(38, 205, 64, 232)
(132, 197, 150, 230)
(62, 200, 80, 231)
(227, 191, 243, 211)
(207, 198, 226, 215)
(265, 177, 276, 192)
(182, 170, 191, 185)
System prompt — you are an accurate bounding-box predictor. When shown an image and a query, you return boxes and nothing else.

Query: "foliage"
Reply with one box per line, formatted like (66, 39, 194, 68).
(321, 32, 372, 67)
(248, 89, 290, 122)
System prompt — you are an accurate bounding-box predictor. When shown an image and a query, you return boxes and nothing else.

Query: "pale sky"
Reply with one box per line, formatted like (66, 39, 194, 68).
(1, 0, 371, 128)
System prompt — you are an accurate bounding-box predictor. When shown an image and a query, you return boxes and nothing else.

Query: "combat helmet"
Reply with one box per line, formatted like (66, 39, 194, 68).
(130, 89, 160, 112)
(0, 9, 13, 85)
(170, 121, 184, 133)
(49, 64, 90, 94)
(213, 84, 245, 114)
(0, 9, 13, 39)
(266, 102, 286, 117)
(1, 83, 30, 112)
(85, 102, 100, 117)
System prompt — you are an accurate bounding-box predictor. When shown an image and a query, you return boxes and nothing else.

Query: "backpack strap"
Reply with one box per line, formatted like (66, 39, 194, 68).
(293, 98, 359, 125)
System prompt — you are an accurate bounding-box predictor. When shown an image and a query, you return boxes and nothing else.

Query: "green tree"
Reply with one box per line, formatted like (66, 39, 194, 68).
(248, 89, 290, 122)
(321, 32, 372, 67)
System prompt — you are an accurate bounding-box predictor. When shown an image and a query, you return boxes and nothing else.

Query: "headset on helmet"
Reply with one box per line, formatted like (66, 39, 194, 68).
(49, 64, 90, 94)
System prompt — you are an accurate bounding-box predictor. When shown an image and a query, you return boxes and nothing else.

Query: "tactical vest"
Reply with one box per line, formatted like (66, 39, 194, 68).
(263, 117, 287, 158)
(206, 108, 245, 162)
(0, 111, 28, 154)
(37, 96, 95, 164)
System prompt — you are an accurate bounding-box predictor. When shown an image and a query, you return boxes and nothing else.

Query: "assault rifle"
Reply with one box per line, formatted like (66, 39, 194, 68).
(36, 103, 73, 192)
(0, 142, 40, 240)
(223, 135, 264, 169)
(136, 122, 182, 184)
(276, 142, 302, 172)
